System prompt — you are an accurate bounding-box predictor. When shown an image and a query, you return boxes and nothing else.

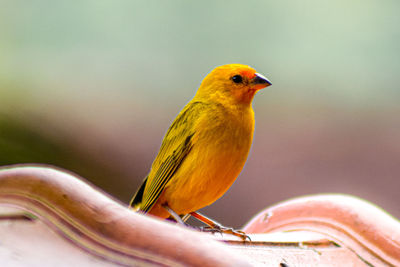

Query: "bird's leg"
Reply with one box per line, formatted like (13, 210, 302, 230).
(181, 213, 191, 223)
(190, 211, 251, 241)
(162, 204, 186, 226)
(161, 205, 249, 241)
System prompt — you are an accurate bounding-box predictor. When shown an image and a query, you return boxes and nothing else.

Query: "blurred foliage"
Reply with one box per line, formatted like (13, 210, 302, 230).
(0, 115, 132, 199)
(0, 117, 63, 164)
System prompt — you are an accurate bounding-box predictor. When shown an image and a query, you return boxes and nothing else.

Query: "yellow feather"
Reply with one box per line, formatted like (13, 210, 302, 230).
(130, 64, 271, 218)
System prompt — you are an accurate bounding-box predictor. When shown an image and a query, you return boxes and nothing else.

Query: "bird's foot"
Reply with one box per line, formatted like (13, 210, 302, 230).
(199, 225, 251, 241)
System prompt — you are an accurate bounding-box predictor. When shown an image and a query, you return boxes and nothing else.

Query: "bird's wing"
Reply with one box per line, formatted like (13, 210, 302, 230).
(139, 101, 207, 213)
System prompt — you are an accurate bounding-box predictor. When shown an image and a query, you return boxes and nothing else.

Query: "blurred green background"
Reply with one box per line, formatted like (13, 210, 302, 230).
(1, 1, 399, 228)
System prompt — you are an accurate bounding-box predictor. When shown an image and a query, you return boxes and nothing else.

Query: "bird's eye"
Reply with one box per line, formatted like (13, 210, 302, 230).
(232, 75, 243, 84)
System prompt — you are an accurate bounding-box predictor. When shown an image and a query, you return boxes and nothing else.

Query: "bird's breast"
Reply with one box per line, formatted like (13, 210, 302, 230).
(164, 106, 255, 213)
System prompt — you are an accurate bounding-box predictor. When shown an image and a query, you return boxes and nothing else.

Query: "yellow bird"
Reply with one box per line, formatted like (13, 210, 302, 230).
(130, 64, 271, 235)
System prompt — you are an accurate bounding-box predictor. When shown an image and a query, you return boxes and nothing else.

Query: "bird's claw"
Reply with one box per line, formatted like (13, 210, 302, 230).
(198, 226, 221, 234)
(198, 225, 251, 241)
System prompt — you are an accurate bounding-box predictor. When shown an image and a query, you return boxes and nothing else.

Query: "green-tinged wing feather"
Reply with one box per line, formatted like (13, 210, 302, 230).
(138, 101, 207, 213)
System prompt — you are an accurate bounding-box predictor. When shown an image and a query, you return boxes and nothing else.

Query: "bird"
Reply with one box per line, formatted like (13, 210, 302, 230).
(130, 64, 271, 238)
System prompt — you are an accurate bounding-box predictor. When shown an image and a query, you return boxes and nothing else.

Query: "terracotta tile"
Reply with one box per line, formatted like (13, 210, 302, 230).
(1, 165, 399, 266)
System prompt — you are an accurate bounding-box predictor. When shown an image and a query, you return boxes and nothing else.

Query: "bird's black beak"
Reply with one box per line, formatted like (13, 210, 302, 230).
(251, 73, 272, 90)
(253, 73, 272, 86)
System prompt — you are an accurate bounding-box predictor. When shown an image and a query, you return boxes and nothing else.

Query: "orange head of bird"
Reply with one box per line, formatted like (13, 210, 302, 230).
(196, 64, 271, 105)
